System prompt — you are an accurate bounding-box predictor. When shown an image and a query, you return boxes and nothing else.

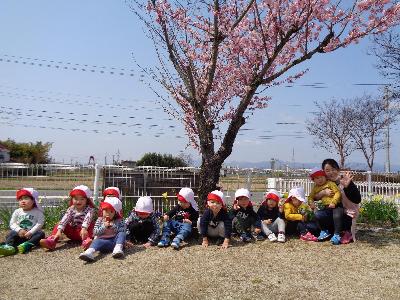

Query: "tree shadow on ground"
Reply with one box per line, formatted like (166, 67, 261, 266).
(355, 229, 400, 248)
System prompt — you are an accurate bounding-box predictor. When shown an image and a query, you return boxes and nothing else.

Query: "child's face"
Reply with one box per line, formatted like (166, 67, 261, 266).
(236, 196, 250, 208)
(18, 196, 34, 211)
(136, 211, 150, 219)
(207, 200, 222, 213)
(178, 200, 190, 209)
(291, 197, 302, 207)
(313, 175, 327, 186)
(266, 199, 277, 209)
(72, 195, 87, 211)
(102, 208, 116, 220)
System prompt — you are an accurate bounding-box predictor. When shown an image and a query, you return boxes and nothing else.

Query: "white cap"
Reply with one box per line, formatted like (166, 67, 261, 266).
(70, 185, 93, 199)
(287, 187, 307, 203)
(177, 187, 198, 211)
(135, 196, 153, 213)
(100, 196, 123, 218)
(235, 188, 251, 199)
(207, 190, 225, 205)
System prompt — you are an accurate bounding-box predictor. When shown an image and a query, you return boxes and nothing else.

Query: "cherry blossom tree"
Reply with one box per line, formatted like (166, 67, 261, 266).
(131, 0, 400, 206)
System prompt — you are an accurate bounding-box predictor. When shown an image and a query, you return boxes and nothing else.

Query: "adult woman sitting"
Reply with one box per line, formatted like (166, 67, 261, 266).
(314, 158, 361, 244)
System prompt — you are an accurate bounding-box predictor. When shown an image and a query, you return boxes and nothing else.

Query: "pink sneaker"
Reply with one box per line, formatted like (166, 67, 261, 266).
(340, 231, 353, 244)
(81, 238, 93, 250)
(300, 232, 318, 242)
(40, 236, 58, 250)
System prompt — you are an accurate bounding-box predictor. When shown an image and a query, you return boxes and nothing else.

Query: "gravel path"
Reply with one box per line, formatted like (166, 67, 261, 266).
(1, 229, 399, 300)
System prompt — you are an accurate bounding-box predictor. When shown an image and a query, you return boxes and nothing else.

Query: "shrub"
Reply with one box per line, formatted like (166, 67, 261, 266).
(359, 195, 399, 226)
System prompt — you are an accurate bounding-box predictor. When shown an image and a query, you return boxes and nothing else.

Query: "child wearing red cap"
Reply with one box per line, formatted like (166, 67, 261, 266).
(257, 189, 286, 242)
(40, 185, 96, 250)
(158, 187, 199, 250)
(79, 196, 126, 262)
(0, 188, 45, 256)
(230, 188, 261, 243)
(198, 190, 231, 249)
(125, 196, 160, 248)
(308, 168, 342, 245)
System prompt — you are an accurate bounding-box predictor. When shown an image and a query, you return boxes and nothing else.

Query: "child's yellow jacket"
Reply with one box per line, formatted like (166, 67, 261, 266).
(308, 180, 341, 207)
(283, 202, 307, 221)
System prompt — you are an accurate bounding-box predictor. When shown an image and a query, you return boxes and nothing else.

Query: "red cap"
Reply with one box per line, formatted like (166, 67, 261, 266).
(177, 194, 188, 203)
(207, 192, 223, 205)
(16, 189, 34, 200)
(265, 192, 280, 203)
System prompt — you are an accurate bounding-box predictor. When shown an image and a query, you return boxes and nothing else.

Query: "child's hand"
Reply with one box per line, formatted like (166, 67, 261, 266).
(254, 228, 261, 234)
(202, 238, 209, 248)
(54, 230, 62, 240)
(104, 220, 112, 227)
(183, 219, 192, 224)
(143, 242, 152, 248)
(163, 215, 169, 221)
(80, 228, 88, 240)
(263, 219, 272, 225)
(18, 229, 27, 238)
(233, 204, 240, 210)
(221, 239, 230, 249)
(278, 206, 283, 213)
(24, 231, 32, 239)
(328, 203, 336, 209)
(125, 241, 134, 248)
(309, 202, 316, 210)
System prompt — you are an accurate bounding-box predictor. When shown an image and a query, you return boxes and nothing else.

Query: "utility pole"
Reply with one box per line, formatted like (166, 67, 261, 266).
(384, 86, 391, 173)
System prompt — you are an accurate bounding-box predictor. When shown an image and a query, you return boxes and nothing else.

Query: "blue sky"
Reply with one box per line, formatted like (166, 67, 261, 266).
(0, 1, 398, 170)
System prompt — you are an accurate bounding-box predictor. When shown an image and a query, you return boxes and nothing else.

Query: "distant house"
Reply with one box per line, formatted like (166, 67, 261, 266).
(0, 143, 10, 162)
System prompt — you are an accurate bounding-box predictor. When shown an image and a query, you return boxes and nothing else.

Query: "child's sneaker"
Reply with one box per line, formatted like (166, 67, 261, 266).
(17, 242, 34, 254)
(40, 236, 57, 250)
(79, 248, 95, 262)
(340, 231, 353, 244)
(330, 234, 341, 245)
(277, 233, 286, 243)
(157, 238, 170, 247)
(317, 230, 331, 241)
(268, 233, 277, 242)
(112, 244, 124, 258)
(256, 233, 265, 241)
(0, 244, 16, 256)
(171, 238, 181, 250)
(81, 238, 93, 250)
(300, 232, 318, 242)
(240, 233, 253, 243)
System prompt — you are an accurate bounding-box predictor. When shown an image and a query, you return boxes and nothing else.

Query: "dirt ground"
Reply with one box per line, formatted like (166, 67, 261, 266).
(0, 228, 399, 300)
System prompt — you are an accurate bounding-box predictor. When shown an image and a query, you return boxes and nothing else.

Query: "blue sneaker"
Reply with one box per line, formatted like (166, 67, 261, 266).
(330, 234, 341, 245)
(240, 233, 252, 243)
(171, 238, 181, 250)
(157, 238, 170, 247)
(318, 230, 331, 241)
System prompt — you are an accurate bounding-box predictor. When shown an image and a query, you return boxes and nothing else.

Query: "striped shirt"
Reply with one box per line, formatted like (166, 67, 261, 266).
(94, 217, 126, 239)
(57, 206, 95, 230)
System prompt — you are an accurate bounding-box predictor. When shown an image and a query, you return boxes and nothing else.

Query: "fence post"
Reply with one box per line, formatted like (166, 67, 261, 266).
(93, 164, 101, 204)
(367, 171, 372, 200)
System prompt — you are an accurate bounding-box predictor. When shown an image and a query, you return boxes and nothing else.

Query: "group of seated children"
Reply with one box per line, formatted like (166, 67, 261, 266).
(0, 167, 351, 260)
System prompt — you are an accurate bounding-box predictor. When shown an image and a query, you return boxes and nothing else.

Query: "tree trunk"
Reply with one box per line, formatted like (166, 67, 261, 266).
(197, 157, 222, 212)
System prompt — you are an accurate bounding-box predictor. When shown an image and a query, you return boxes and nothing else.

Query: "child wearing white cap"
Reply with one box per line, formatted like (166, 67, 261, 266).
(308, 168, 342, 245)
(79, 197, 126, 262)
(283, 187, 319, 242)
(230, 188, 261, 242)
(158, 187, 199, 250)
(0, 188, 45, 256)
(257, 189, 286, 242)
(197, 190, 232, 249)
(125, 196, 160, 247)
(40, 185, 95, 251)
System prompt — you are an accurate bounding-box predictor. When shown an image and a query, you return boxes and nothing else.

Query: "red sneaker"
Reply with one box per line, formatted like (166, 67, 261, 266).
(340, 231, 353, 244)
(300, 232, 318, 242)
(40, 236, 58, 250)
(81, 238, 93, 250)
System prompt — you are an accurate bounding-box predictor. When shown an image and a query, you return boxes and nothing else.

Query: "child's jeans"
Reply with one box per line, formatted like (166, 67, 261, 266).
(5, 230, 45, 247)
(315, 207, 343, 235)
(261, 218, 285, 235)
(286, 221, 319, 236)
(127, 221, 156, 244)
(197, 219, 225, 238)
(90, 231, 126, 253)
(161, 220, 192, 241)
(51, 222, 95, 241)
